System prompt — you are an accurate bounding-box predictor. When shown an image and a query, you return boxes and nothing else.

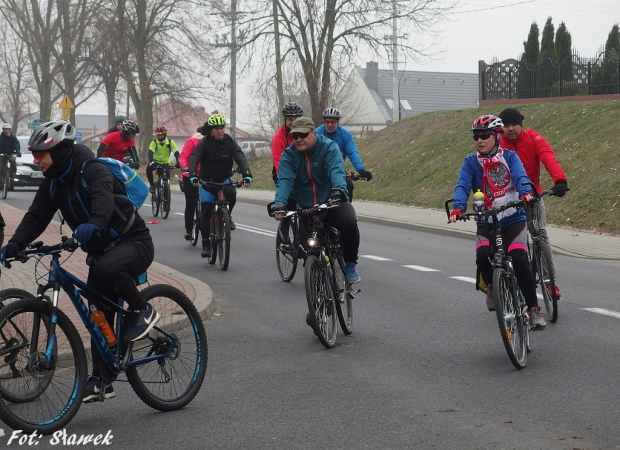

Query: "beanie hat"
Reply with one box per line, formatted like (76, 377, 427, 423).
(498, 108, 523, 126)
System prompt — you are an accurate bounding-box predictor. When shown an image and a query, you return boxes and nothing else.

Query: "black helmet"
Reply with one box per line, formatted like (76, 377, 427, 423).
(28, 120, 77, 151)
(122, 120, 139, 134)
(322, 107, 340, 120)
(282, 102, 303, 117)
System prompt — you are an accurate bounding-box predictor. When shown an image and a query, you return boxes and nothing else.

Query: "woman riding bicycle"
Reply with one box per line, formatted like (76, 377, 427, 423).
(188, 114, 252, 258)
(448, 115, 545, 329)
(0, 120, 158, 402)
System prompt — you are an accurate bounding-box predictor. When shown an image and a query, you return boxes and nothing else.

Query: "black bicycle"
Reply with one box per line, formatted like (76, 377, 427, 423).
(0, 237, 208, 434)
(445, 198, 531, 370)
(0, 154, 11, 199)
(270, 202, 360, 348)
(199, 179, 244, 271)
(151, 164, 174, 219)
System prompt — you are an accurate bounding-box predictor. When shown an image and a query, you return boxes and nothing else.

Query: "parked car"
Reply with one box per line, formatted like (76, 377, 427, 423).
(13, 136, 44, 188)
(239, 140, 270, 157)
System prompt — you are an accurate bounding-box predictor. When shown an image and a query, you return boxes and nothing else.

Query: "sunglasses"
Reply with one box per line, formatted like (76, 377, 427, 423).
(473, 132, 493, 141)
(291, 132, 309, 140)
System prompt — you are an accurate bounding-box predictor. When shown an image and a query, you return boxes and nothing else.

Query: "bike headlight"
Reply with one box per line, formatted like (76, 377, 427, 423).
(307, 237, 318, 248)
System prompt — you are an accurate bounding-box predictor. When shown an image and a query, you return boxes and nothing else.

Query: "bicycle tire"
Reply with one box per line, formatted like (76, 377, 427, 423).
(126, 284, 207, 412)
(276, 219, 298, 282)
(151, 184, 160, 217)
(208, 211, 218, 265)
(333, 250, 353, 335)
(161, 181, 171, 219)
(218, 207, 231, 271)
(0, 298, 87, 435)
(1, 170, 8, 199)
(493, 267, 527, 369)
(304, 254, 337, 348)
(190, 200, 200, 246)
(0, 288, 35, 308)
(536, 245, 558, 323)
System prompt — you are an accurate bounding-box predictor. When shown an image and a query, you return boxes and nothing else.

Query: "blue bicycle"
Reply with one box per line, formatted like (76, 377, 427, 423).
(0, 237, 208, 434)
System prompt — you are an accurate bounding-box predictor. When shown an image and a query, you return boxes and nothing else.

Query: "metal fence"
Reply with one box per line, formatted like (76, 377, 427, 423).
(480, 51, 620, 100)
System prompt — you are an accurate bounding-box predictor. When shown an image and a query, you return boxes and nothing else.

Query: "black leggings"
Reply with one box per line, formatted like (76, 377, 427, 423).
(183, 177, 199, 233)
(476, 221, 538, 309)
(87, 239, 154, 376)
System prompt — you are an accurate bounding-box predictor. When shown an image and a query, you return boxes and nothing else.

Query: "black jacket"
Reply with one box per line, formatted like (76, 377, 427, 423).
(188, 134, 251, 182)
(0, 133, 20, 155)
(12, 145, 151, 254)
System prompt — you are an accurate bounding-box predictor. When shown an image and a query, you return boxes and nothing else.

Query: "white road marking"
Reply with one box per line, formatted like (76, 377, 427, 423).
(581, 308, 620, 320)
(450, 276, 476, 283)
(361, 255, 393, 261)
(402, 265, 439, 272)
(234, 224, 276, 237)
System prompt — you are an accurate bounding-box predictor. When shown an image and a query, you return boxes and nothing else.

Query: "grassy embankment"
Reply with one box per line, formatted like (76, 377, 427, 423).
(248, 99, 620, 235)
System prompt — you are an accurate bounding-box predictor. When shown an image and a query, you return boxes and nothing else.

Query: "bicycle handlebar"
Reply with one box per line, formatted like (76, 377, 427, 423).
(347, 172, 369, 182)
(444, 198, 529, 223)
(268, 202, 338, 218)
(5, 236, 79, 266)
(199, 179, 244, 189)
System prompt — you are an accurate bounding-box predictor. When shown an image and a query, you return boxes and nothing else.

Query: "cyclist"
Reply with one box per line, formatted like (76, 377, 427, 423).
(0, 120, 158, 402)
(106, 115, 126, 135)
(499, 108, 568, 299)
(179, 129, 203, 240)
(0, 123, 21, 181)
(271, 116, 361, 286)
(272, 102, 303, 185)
(448, 115, 545, 329)
(315, 107, 373, 200)
(188, 114, 253, 257)
(97, 120, 140, 169)
(146, 125, 180, 194)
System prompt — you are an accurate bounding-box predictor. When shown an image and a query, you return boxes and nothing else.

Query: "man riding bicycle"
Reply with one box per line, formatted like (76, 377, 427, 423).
(315, 107, 373, 200)
(188, 114, 252, 258)
(97, 120, 140, 168)
(0, 123, 21, 182)
(0, 120, 158, 402)
(271, 116, 361, 288)
(147, 125, 180, 194)
(499, 108, 568, 299)
(448, 115, 545, 329)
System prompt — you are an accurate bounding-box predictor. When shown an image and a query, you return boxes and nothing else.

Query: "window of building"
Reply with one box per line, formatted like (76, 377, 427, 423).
(400, 99, 412, 110)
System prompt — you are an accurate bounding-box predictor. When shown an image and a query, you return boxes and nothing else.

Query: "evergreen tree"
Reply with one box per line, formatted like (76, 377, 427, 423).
(538, 17, 556, 97)
(517, 22, 539, 98)
(599, 24, 620, 94)
(555, 22, 572, 85)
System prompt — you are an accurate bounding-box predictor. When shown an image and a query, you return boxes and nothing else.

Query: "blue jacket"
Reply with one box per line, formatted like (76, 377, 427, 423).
(315, 124, 364, 171)
(275, 134, 347, 208)
(453, 147, 532, 227)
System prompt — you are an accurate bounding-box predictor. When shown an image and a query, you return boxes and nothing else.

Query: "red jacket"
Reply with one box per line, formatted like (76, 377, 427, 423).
(179, 136, 201, 178)
(271, 125, 293, 173)
(500, 128, 567, 195)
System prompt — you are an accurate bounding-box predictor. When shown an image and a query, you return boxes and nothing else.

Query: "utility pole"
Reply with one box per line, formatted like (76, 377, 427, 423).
(230, 0, 238, 140)
(392, 0, 398, 124)
(273, 0, 284, 124)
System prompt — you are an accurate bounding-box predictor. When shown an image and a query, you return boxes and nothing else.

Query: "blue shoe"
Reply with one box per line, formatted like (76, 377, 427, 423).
(123, 304, 160, 343)
(345, 262, 361, 283)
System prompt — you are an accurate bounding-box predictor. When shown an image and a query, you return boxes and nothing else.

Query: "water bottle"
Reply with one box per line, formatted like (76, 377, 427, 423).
(473, 189, 485, 213)
(90, 305, 117, 347)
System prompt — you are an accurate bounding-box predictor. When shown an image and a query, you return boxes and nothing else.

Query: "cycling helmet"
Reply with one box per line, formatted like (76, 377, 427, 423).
(2, 123, 11, 130)
(122, 120, 139, 134)
(28, 120, 77, 151)
(471, 115, 503, 132)
(322, 107, 340, 120)
(155, 125, 167, 134)
(282, 102, 303, 117)
(207, 114, 227, 127)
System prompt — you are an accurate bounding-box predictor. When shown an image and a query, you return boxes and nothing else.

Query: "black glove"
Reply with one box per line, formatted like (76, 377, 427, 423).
(328, 189, 346, 205)
(552, 181, 568, 197)
(358, 169, 373, 181)
(0, 241, 21, 268)
(268, 203, 286, 217)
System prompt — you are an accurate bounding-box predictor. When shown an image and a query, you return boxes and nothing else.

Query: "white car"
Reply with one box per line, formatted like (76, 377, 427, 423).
(13, 136, 44, 187)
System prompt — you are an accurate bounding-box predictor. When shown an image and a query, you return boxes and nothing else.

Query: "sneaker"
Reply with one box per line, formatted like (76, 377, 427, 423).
(123, 304, 160, 343)
(184, 231, 192, 241)
(545, 283, 561, 299)
(486, 283, 495, 311)
(528, 307, 546, 330)
(229, 217, 236, 231)
(83, 376, 115, 403)
(345, 262, 361, 283)
(201, 240, 211, 258)
(149, 186, 156, 194)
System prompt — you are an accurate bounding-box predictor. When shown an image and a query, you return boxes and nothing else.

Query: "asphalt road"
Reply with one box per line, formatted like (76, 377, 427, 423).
(2, 189, 620, 449)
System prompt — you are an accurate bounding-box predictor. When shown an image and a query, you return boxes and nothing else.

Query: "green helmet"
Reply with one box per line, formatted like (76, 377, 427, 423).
(207, 114, 226, 127)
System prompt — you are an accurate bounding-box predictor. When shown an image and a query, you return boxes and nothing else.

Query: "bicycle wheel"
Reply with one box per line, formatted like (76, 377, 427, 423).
(217, 207, 231, 271)
(304, 254, 337, 349)
(1, 170, 8, 199)
(333, 250, 353, 335)
(0, 288, 35, 308)
(208, 211, 218, 265)
(151, 183, 160, 217)
(536, 244, 558, 323)
(190, 200, 200, 246)
(161, 181, 171, 219)
(276, 218, 298, 282)
(126, 284, 207, 411)
(493, 267, 527, 369)
(0, 299, 87, 434)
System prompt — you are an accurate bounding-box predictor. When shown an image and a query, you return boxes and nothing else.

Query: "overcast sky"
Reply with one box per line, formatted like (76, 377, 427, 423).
(80, 0, 620, 130)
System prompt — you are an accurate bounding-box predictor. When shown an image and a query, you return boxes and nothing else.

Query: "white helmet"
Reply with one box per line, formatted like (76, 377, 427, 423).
(2, 123, 11, 130)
